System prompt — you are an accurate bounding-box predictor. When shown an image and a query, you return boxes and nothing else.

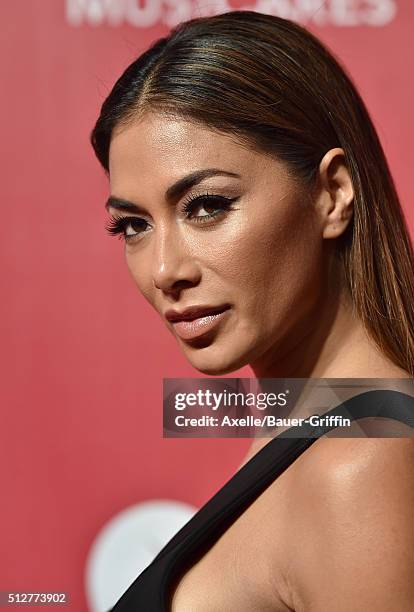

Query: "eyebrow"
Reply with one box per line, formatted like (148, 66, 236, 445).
(105, 168, 241, 213)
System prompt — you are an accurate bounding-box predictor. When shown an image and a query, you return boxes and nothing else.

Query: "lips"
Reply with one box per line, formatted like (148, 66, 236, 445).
(165, 304, 231, 323)
(165, 304, 231, 341)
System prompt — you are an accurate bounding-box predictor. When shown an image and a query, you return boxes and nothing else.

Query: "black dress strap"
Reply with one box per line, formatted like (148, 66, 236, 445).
(301, 388, 414, 438)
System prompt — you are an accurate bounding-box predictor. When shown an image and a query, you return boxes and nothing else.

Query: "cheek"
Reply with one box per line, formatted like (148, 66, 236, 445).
(263, 216, 323, 327)
(219, 199, 321, 319)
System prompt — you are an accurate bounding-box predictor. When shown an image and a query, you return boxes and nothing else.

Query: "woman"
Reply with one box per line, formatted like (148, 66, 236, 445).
(90, 11, 414, 611)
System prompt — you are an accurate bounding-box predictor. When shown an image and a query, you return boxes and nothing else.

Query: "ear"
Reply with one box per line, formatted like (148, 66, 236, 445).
(314, 147, 354, 239)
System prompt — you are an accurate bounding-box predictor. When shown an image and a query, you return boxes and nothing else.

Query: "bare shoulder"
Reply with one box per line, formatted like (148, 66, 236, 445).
(295, 435, 414, 481)
(289, 436, 414, 504)
(276, 437, 414, 611)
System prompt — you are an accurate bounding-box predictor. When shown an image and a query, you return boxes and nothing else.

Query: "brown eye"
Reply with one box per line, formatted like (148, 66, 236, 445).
(105, 216, 150, 241)
(182, 194, 238, 223)
(124, 218, 148, 236)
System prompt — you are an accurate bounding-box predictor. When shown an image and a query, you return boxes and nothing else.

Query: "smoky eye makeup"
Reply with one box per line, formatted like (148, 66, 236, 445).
(105, 190, 240, 242)
(180, 191, 239, 222)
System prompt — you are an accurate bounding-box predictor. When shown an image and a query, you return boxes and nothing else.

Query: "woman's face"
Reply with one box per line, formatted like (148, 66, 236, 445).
(108, 113, 326, 375)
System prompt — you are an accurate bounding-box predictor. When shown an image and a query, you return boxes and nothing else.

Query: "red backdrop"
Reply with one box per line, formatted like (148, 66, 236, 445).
(1, 1, 413, 609)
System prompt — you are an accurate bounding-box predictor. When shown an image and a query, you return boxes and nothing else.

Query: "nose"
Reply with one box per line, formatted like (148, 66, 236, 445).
(152, 225, 201, 295)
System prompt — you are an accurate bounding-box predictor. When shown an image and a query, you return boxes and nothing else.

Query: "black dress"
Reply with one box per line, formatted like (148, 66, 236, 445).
(110, 389, 414, 611)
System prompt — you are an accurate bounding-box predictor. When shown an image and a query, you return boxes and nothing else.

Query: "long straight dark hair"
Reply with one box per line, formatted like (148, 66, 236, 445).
(91, 10, 414, 375)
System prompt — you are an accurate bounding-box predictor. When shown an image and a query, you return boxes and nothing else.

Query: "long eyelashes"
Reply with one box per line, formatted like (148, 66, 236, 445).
(181, 192, 238, 223)
(105, 193, 239, 242)
(105, 216, 148, 240)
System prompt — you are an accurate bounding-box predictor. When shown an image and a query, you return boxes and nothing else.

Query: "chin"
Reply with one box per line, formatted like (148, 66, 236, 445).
(182, 344, 251, 376)
(191, 361, 239, 376)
